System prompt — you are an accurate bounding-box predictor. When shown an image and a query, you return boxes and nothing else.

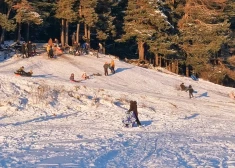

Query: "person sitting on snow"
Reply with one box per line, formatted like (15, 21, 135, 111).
(82, 72, 89, 80)
(16, 66, 26, 74)
(70, 73, 75, 81)
(180, 83, 186, 91)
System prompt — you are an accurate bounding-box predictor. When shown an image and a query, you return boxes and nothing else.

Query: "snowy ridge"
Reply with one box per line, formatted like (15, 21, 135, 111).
(0, 48, 235, 167)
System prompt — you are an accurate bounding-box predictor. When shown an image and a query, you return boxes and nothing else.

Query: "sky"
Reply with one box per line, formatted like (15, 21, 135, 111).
(0, 43, 235, 168)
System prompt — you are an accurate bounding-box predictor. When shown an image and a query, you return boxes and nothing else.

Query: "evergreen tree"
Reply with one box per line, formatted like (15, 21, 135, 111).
(95, 0, 116, 53)
(80, 0, 97, 42)
(0, 0, 16, 44)
(123, 0, 173, 60)
(13, 0, 42, 41)
(55, 0, 77, 46)
(177, 0, 230, 75)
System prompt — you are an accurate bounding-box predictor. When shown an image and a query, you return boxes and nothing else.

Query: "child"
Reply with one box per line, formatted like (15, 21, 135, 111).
(82, 72, 89, 80)
(70, 73, 75, 81)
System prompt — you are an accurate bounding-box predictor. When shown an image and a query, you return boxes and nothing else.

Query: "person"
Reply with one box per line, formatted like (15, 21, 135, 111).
(122, 110, 136, 128)
(48, 46, 54, 58)
(187, 85, 194, 98)
(46, 45, 51, 58)
(82, 72, 89, 80)
(98, 43, 103, 54)
(180, 83, 186, 91)
(73, 41, 79, 55)
(32, 43, 36, 55)
(70, 73, 75, 81)
(17, 66, 25, 74)
(21, 42, 26, 58)
(128, 100, 141, 126)
(25, 45, 29, 58)
(110, 59, 115, 74)
(71, 32, 76, 45)
(15, 67, 32, 76)
(54, 38, 59, 47)
(103, 62, 109, 76)
(27, 41, 33, 57)
(84, 42, 89, 55)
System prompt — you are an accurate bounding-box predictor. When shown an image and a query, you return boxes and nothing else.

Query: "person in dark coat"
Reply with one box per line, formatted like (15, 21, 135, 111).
(70, 73, 75, 81)
(187, 85, 194, 98)
(128, 100, 141, 126)
(49, 46, 54, 58)
(27, 41, 33, 57)
(21, 43, 26, 58)
(180, 83, 186, 91)
(103, 62, 109, 76)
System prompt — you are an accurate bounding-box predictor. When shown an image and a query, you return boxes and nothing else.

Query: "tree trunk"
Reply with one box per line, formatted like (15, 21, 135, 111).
(159, 56, 162, 67)
(84, 24, 88, 40)
(103, 41, 106, 54)
(0, 29, 6, 44)
(76, 23, 80, 43)
(65, 20, 69, 45)
(138, 41, 144, 60)
(61, 19, 65, 46)
(87, 26, 90, 42)
(186, 66, 189, 77)
(26, 23, 30, 42)
(172, 60, 175, 73)
(17, 22, 21, 41)
(176, 60, 179, 74)
(155, 54, 159, 66)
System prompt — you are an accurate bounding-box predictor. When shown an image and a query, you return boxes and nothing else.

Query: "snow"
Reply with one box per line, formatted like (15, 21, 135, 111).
(0, 43, 235, 167)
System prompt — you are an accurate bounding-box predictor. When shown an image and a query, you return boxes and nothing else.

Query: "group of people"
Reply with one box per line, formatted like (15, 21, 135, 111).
(70, 72, 89, 82)
(103, 59, 115, 76)
(180, 83, 195, 98)
(18, 41, 36, 58)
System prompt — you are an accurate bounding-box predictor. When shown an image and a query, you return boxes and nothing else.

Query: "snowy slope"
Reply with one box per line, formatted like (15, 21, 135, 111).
(0, 45, 235, 168)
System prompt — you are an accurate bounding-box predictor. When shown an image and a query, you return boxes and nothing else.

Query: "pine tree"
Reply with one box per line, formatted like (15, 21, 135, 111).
(80, 0, 97, 42)
(55, 0, 77, 46)
(13, 0, 43, 41)
(0, 0, 16, 44)
(95, 0, 116, 53)
(123, 0, 173, 60)
(177, 0, 230, 75)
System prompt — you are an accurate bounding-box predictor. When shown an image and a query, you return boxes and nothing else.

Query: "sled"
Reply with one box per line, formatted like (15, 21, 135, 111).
(191, 75, 198, 81)
(122, 111, 136, 128)
(14, 72, 33, 77)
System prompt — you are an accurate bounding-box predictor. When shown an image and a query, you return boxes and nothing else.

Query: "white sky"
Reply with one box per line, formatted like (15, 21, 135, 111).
(0, 44, 235, 167)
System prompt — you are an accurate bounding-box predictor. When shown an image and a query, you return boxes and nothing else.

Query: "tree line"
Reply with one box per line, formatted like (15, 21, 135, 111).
(1, 0, 235, 86)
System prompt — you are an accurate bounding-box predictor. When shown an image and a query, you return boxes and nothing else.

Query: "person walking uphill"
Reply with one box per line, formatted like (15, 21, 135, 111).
(128, 101, 141, 127)
(103, 62, 109, 76)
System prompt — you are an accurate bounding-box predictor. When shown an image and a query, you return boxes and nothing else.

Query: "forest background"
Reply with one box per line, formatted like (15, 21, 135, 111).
(1, 0, 235, 87)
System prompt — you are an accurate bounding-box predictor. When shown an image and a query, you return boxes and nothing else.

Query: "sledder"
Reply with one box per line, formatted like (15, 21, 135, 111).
(14, 66, 33, 77)
(122, 100, 142, 127)
(122, 111, 136, 128)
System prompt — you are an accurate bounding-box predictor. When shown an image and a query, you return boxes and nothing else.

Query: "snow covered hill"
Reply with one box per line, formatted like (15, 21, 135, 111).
(0, 46, 235, 167)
